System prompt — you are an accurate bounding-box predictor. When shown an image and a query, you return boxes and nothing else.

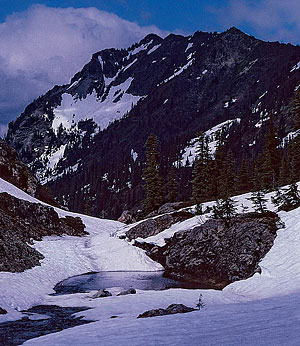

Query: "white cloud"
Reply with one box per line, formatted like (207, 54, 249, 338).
(0, 5, 167, 128)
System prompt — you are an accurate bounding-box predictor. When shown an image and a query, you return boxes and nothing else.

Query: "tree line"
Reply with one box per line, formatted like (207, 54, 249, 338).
(142, 90, 300, 216)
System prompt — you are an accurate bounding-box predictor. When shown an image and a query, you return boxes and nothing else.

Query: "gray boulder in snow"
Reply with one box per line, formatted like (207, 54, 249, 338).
(92, 289, 112, 298)
(126, 211, 193, 241)
(118, 210, 136, 224)
(117, 288, 136, 296)
(137, 304, 195, 318)
(136, 212, 281, 289)
(162, 212, 281, 288)
(0, 307, 7, 314)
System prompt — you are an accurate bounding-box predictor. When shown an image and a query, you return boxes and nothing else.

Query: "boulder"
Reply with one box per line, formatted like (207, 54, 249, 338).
(157, 203, 182, 214)
(163, 212, 280, 288)
(137, 212, 281, 289)
(126, 211, 193, 241)
(118, 210, 136, 224)
(0, 307, 7, 314)
(117, 288, 136, 296)
(137, 304, 195, 318)
(92, 289, 112, 298)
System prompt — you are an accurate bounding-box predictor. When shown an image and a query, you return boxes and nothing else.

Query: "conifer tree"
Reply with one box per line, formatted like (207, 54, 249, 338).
(272, 183, 300, 211)
(290, 136, 300, 182)
(214, 137, 226, 198)
(292, 84, 300, 130)
(283, 183, 300, 211)
(212, 197, 237, 226)
(192, 132, 212, 203)
(167, 166, 178, 202)
(261, 115, 280, 189)
(248, 191, 268, 213)
(237, 155, 249, 193)
(143, 134, 165, 214)
(279, 155, 291, 186)
(219, 149, 236, 198)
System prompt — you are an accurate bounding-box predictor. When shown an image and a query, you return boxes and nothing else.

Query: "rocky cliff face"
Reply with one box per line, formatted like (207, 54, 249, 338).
(6, 28, 300, 218)
(0, 192, 86, 272)
(136, 212, 280, 289)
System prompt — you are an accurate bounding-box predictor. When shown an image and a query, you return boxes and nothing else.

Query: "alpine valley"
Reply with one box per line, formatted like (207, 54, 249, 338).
(3, 25, 300, 346)
(6, 27, 300, 218)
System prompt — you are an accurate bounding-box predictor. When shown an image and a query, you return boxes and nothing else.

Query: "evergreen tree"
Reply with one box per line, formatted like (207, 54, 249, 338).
(212, 197, 237, 226)
(237, 155, 249, 193)
(213, 137, 226, 198)
(260, 116, 280, 189)
(292, 84, 300, 130)
(219, 149, 236, 198)
(247, 191, 268, 213)
(192, 132, 212, 203)
(290, 136, 300, 182)
(272, 183, 300, 211)
(143, 134, 165, 214)
(279, 155, 291, 186)
(251, 163, 261, 191)
(167, 166, 178, 202)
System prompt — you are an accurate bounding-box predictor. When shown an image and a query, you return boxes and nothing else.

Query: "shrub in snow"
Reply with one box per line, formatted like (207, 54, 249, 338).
(271, 183, 300, 212)
(195, 203, 203, 215)
(196, 294, 205, 310)
(212, 198, 237, 226)
(247, 191, 268, 213)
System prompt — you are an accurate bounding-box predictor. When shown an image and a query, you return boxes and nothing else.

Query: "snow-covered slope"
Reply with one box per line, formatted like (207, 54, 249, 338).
(179, 118, 241, 167)
(2, 179, 300, 344)
(13, 186, 300, 346)
(0, 178, 162, 319)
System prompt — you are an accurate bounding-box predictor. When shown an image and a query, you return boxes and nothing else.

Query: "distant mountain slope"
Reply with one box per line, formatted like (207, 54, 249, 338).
(0, 139, 57, 206)
(6, 27, 300, 218)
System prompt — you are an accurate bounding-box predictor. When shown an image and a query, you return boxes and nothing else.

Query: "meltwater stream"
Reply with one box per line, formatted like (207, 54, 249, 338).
(54, 271, 201, 295)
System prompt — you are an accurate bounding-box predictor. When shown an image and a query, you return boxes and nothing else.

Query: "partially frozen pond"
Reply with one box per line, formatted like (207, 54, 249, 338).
(0, 271, 201, 344)
(54, 271, 201, 295)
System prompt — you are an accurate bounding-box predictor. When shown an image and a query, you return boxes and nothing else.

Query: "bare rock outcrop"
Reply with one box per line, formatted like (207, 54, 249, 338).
(137, 304, 195, 318)
(136, 212, 281, 289)
(126, 211, 194, 241)
(0, 192, 86, 272)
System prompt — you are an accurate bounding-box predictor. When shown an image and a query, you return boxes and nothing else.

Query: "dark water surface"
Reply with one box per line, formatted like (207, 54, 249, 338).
(0, 271, 199, 345)
(0, 305, 92, 346)
(54, 271, 200, 295)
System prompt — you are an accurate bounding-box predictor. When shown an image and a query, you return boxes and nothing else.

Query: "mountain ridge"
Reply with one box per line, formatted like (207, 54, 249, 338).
(6, 27, 300, 218)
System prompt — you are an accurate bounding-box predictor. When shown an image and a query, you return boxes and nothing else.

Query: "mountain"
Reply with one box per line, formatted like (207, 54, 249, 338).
(6, 27, 300, 218)
(0, 138, 58, 206)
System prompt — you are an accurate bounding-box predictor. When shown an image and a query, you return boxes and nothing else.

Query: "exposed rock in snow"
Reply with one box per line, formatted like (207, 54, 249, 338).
(118, 210, 136, 224)
(137, 303, 195, 318)
(126, 211, 194, 241)
(0, 307, 7, 315)
(117, 288, 136, 296)
(0, 191, 86, 273)
(137, 212, 280, 289)
(91, 289, 112, 299)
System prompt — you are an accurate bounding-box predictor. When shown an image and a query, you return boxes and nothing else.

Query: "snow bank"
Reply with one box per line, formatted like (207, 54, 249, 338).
(3, 178, 300, 345)
(0, 178, 162, 317)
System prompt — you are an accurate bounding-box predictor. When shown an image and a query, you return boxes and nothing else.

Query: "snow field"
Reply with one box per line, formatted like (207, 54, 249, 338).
(2, 177, 300, 345)
(0, 178, 161, 318)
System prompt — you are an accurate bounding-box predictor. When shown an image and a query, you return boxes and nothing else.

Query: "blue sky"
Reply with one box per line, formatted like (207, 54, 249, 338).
(0, 0, 228, 33)
(1, 0, 300, 135)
